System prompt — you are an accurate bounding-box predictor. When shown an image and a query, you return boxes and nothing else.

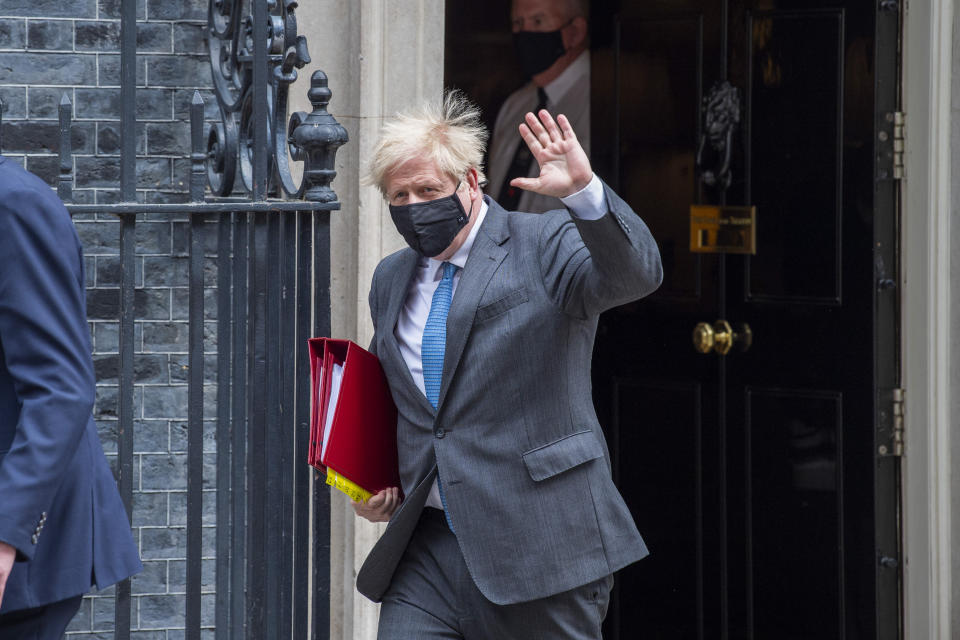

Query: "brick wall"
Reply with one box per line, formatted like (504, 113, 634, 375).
(0, 0, 219, 637)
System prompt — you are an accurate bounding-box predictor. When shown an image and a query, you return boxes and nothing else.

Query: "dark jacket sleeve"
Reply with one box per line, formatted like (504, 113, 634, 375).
(538, 178, 663, 318)
(0, 181, 95, 561)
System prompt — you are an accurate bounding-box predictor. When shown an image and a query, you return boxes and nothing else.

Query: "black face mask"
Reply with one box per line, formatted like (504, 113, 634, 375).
(512, 28, 566, 78)
(388, 185, 472, 257)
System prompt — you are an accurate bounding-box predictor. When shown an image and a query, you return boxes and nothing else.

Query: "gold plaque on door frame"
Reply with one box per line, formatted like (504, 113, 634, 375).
(689, 205, 757, 255)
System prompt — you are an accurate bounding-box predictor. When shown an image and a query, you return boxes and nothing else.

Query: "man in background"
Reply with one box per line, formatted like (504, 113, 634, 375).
(0, 157, 141, 638)
(487, 0, 591, 213)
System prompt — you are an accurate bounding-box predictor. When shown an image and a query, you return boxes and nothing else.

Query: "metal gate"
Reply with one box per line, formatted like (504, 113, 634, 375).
(0, 0, 343, 637)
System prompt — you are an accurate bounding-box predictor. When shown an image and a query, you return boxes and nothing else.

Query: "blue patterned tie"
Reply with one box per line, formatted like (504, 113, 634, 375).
(422, 261, 458, 530)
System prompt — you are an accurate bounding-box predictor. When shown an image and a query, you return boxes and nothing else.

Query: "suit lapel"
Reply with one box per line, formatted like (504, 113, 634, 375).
(381, 250, 436, 415)
(437, 201, 510, 409)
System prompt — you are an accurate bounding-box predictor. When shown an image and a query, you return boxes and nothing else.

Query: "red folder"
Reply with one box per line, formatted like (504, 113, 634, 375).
(308, 338, 402, 501)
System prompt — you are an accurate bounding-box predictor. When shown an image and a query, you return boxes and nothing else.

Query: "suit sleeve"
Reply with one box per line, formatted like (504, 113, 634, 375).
(367, 263, 380, 357)
(0, 185, 95, 561)
(538, 178, 663, 319)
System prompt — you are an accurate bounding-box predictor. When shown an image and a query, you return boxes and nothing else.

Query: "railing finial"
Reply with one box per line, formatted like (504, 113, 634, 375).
(190, 91, 206, 203)
(58, 94, 73, 202)
(293, 71, 348, 204)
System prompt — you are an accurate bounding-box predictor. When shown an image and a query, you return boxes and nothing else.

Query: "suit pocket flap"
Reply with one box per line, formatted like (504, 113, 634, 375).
(522, 429, 604, 482)
(476, 287, 528, 322)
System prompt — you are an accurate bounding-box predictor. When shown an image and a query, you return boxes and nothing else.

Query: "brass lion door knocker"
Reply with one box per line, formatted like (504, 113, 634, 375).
(695, 81, 741, 191)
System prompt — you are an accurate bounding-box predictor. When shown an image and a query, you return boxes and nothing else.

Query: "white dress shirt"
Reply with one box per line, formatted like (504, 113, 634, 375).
(394, 175, 607, 508)
(542, 49, 591, 108)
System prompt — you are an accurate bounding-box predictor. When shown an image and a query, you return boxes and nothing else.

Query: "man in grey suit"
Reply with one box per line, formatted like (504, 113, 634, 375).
(354, 91, 661, 639)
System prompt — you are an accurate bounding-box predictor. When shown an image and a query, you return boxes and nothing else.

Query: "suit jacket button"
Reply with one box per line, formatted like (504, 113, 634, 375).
(435, 427, 445, 439)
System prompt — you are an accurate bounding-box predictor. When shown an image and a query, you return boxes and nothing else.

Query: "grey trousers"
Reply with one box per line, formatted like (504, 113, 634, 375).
(377, 507, 613, 640)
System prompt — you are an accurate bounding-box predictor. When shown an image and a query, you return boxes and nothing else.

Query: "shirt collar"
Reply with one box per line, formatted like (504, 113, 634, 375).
(543, 50, 590, 106)
(425, 198, 489, 278)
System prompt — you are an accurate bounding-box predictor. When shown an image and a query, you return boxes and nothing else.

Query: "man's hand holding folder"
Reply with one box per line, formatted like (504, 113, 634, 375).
(308, 339, 403, 510)
(352, 486, 401, 522)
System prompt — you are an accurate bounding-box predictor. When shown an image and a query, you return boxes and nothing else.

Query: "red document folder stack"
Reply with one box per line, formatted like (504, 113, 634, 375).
(308, 338, 402, 503)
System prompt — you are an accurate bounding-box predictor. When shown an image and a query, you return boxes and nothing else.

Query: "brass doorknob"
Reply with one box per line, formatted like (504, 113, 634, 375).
(693, 320, 752, 355)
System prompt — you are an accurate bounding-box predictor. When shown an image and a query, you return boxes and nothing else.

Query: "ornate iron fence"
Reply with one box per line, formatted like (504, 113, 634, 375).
(0, 0, 344, 637)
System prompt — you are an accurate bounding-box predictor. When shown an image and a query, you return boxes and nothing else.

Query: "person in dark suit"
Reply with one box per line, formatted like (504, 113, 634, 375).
(352, 92, 661, 639)
(0, 157, 142, 638)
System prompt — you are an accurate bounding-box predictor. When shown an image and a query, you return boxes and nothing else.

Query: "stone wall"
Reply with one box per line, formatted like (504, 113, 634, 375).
(0, 0, 216, 637)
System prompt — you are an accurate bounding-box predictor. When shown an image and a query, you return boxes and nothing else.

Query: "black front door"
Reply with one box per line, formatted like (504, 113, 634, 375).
(590, 1, 901, 638)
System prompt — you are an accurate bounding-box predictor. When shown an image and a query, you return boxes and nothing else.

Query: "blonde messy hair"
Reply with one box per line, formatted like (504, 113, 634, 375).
(367, 90, 489, 197)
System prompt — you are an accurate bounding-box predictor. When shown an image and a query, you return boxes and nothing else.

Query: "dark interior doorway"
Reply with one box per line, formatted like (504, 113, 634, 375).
(444, 1, 901, 637)
(445, 0, 521, 150)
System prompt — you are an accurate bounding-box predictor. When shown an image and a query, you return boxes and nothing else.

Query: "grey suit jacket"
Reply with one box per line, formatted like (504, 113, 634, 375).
(357, 180, 662, 606)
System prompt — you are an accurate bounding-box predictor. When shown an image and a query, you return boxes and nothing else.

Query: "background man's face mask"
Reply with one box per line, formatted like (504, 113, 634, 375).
(512, 27, 567, 78)
(389, 183, 471, 257)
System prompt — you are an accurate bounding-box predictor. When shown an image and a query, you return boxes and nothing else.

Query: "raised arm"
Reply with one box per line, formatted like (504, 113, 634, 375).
(511, 109, 663, 317)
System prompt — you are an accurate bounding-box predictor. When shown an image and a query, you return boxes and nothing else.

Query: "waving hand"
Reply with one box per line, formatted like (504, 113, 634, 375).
(509, 110, 593, 199)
